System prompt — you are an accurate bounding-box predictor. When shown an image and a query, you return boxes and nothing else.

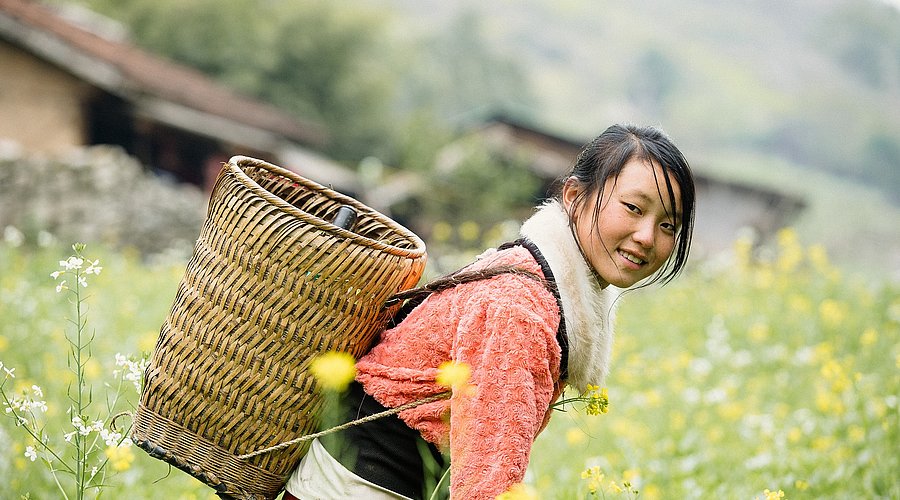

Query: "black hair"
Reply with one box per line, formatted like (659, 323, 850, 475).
(552, 123, 695, 285)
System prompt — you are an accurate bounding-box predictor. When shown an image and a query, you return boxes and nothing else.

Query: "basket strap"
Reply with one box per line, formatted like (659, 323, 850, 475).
(236, 391, 451, 460)
(238, 242, 562, 461)
(383, 265, 547, 307)
(387, 238, 567, 379)
(499, 238, 569, 380)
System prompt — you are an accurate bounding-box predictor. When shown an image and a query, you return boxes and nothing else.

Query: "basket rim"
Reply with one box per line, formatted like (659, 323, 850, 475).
(226, 155, 426, 259)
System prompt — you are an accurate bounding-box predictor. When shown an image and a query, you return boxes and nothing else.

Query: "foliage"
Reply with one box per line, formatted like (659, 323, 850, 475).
(0, 244, 144, 499)
(0, 241, 211, 499)
(74, 0, 400, 162)
(375, 0, 900, 200)
(392, 135, 544, 270)
(2, 225, 896, 498)
(530, 228, 899, 499)
(70, 0, 535, 167)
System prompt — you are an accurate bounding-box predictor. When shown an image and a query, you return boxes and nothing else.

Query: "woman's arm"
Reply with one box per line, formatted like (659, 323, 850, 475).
(448, 276, 561, 499)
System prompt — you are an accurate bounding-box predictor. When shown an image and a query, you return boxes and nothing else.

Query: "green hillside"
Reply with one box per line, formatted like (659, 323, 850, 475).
(373, 0, 900, 278)
(55, 0, 900, 278)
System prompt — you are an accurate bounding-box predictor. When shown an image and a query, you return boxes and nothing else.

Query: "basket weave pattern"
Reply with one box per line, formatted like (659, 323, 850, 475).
(131, 156, 426, 499)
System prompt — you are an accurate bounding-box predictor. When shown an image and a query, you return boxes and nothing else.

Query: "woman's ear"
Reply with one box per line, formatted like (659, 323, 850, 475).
(561, 176, 582, 213)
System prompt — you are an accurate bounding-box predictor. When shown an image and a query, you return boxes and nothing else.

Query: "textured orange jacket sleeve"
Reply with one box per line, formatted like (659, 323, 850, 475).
(355, 247, 563, 499)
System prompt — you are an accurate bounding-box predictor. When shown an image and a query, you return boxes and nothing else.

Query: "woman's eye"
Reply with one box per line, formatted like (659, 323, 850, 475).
(661, 222, 676, 233)
(624, 203, 641, 214)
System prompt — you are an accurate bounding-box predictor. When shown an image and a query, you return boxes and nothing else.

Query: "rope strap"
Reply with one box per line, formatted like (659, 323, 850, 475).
(237, 391, 451, 460)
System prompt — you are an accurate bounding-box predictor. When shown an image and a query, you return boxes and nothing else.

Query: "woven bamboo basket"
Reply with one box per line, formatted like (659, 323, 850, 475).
(130, 156, 427, 499)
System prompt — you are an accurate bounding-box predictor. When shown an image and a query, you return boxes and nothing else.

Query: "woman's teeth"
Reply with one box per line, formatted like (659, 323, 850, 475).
(621, 251, 644, 265)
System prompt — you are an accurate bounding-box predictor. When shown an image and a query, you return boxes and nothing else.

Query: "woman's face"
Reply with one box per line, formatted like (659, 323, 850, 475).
(563, 158, 682, 288)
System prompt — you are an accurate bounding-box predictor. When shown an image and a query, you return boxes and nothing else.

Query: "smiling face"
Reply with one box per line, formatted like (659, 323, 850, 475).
(563, 158, 682, 288)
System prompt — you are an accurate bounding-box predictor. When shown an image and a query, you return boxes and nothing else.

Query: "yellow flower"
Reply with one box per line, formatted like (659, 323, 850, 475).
(808, 244, 830, 271)
(748, 322, 770, 343)
(776, 227, 803, 272)
(642, 484, 662, 500)
(565, 427, 587, 446)
(762, 488, 785, 500)
(848, 425, 866, 443)
(84, 358, 102, 380)
(436, 361, 472, 391)
(581, 466, 605, 494)
(573, 385, 611, 416)
(105, 444, 135, 472)
(431, 221, 452, 243)
(787, 294, 812, 314)
(139, 330, 159, 353)
(495, 482, 539, 500)
(733, 236, 754, 269)
(458, 221, 480, 242)
(818, 299, 846, 328)
(860, 328, 878, 347)
(670, 410, 686, 431)
(310, 351, 357, 391)
(643, 389, 662, 408)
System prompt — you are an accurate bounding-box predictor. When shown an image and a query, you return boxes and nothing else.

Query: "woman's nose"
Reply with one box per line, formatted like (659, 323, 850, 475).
(632, 220, 656, 248)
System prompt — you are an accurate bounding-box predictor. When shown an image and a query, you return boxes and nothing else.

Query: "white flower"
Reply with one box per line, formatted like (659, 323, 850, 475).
(3, 226, 25, 247)
(3, 366, 14, 378)
(64, 431, 76, 442)
(72, 415, 92, 436)
(61, 257, 84, 270)
(84, 260, 102, 275)
(114, 353, 149, 392)
(31, 385, 43, 398)
(50, 271, 62, 279)
(55, 280, 67, 293)
(100, 428, 122, 446)
(37, 230, 55, 248)
(78, 276, 88, 288)
(24, 446, 37, 461)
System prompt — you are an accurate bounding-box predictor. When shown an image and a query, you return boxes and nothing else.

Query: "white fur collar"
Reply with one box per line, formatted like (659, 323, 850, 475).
(519, 200, 621, 391)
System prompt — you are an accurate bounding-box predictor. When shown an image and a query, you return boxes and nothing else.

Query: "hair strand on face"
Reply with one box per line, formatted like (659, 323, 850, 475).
(553, 124, 695, 286)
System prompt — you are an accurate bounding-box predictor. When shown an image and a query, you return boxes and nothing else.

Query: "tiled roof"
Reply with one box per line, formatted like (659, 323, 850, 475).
(0, 0, 326, 146)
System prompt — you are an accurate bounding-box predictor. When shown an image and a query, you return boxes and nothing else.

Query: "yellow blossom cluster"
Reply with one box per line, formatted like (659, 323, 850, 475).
(309, 351, 357, 391)
(436, 360, 473, 394)
(494, 482, 540, 500)
(527, 229, 897, 498)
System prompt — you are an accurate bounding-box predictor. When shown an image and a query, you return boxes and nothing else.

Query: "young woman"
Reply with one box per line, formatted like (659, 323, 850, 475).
(284, 123, 695, 499)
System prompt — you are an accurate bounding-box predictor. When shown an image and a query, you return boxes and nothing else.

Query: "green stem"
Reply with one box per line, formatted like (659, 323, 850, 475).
(428, 466, 451, 500)
(50, 463, 72, 500)
(73, 267, 86, 500)
(0, 389, 74, 473)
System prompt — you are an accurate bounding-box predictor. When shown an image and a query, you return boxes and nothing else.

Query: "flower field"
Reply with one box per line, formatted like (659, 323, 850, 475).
(0, 229, 896, 499)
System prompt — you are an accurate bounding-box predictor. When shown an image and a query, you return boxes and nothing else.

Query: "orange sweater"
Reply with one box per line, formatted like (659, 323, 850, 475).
(356, 201, 620, 498)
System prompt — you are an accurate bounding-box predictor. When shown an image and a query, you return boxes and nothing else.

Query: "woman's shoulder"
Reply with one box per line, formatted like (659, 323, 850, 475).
(469, 244, 542, 274)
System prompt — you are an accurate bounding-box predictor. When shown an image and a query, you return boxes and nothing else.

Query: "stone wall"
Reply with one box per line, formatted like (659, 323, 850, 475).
(0, 142, 207, 257)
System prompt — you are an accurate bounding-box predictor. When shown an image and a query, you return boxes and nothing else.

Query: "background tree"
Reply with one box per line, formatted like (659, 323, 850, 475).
(79, 0, 404, 162)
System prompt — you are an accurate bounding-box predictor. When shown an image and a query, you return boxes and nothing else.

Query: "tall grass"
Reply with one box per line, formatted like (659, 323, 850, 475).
(0, 228, 896, 498)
